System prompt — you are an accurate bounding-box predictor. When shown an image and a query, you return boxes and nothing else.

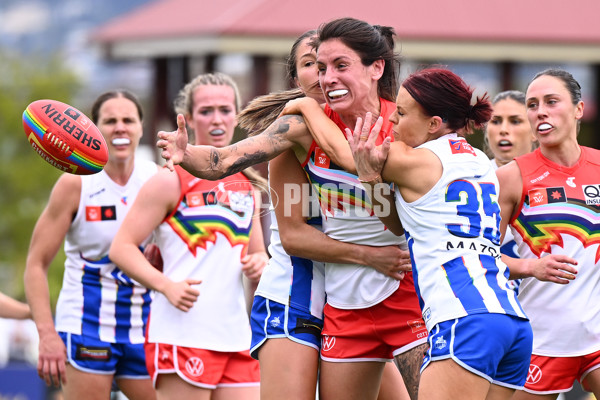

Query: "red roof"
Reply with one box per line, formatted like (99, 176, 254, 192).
(94, 0, 600, 44)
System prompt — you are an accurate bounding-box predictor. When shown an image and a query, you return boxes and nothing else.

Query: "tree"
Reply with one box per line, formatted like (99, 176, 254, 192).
(0, 49, 81, 307)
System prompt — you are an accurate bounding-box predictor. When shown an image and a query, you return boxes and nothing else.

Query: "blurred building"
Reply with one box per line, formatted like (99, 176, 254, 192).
(91, 0, 600, 149)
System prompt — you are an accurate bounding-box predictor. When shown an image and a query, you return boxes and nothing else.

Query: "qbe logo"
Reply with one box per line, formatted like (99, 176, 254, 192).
(583, 184, 600, 205)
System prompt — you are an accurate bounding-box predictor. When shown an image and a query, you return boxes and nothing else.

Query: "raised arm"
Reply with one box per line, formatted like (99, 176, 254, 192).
(109, 170, 201, 312)
(24, 173, 80, 387)
(157, 113, 314, 180)
(272, 150, 410, 280)
(281, 97, 356, 173)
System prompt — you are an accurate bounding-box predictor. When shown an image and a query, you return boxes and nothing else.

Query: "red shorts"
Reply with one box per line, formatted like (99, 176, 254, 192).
(145, 342, 260, 389)
(321, 274, 427, 361)
(524, 349, 600, 393)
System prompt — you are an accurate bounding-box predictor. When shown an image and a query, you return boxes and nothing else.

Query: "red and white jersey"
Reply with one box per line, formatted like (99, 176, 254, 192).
(56, 159, 158, 343)
(301, 99, 405, 309)
(512, 147, 600, 356)
(148, 167, 255, 351)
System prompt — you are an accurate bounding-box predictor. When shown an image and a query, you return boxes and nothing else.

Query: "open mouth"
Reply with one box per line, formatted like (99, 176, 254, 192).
(112, 138, 131, 146)
(328, 89, 348, 100)
(209, 129, 225, 136)
(538, 123, 553, 133)
(498, 139, 512, 149)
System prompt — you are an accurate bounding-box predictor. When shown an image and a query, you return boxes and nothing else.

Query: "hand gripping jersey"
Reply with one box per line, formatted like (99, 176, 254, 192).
(302, 99, 407, 309)
(512, 147, 600, 356)
(254, 163, 326, 319)
(395, 134, 527, 331)
(56, 159, 157, 344)
(148, 167, 255, 351)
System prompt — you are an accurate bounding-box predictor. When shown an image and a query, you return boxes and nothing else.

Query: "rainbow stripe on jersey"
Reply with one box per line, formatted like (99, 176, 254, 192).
(512, 200, 600, 263)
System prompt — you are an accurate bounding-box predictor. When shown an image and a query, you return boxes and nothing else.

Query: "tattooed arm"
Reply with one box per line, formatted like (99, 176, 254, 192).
(157, 114, 313, 180)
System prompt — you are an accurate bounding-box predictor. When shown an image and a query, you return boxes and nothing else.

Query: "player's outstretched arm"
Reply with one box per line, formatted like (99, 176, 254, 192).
(157, 114, 311, 181)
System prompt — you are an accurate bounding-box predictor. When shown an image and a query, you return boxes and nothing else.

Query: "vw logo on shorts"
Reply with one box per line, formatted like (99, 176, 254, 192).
(185, 357, 205, 377)
(526, 364, 542, 384)
(322, 335, 336, 352)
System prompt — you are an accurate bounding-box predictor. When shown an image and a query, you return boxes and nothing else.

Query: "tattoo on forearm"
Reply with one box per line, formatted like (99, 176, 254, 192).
(202, 115, 306, 178)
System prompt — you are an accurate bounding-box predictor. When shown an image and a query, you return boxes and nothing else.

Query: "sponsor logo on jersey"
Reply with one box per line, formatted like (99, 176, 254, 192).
(526, 364, 543, 384)
(75, 345, 111, 361)
(314, 147, 331, 168)
(566, 177, 576, 188)
(185, 357, 204, 377)
(321, 335, 336, 352)
(296, 318, 322, 336)
(529, 171, 550, 184)
(583, 184, 600, 205)
(449, 139, 476, 156)
(528, 187, 566, 207)
(85, 205, 116, 221)
(407, 319, 427, 334)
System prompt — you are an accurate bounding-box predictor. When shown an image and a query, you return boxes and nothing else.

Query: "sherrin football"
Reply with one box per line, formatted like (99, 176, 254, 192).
(22, 99, 108, 175)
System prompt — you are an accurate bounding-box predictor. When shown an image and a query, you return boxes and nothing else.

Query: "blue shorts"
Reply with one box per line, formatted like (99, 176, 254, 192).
(250, 296, 323, 360)
(59, 332, 149, 378)
(422, 314, 532, 389)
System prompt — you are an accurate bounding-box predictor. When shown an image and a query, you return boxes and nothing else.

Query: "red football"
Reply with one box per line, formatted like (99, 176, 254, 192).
(22, 99, 108, 175)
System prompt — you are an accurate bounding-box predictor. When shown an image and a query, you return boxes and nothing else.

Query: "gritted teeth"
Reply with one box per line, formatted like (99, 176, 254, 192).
(328, 89, 348, 99)
(209, 129, 225, 136)
(112, 138, 131, 146)
(538, 123, 553, 131)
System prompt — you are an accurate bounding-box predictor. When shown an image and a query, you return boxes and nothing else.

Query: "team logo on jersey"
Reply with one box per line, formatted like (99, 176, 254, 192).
(269, 316, 281, 328)
(321, 335, 336, 352)
(526, 364, 543, 385)
(583, 184, 600, 205)
(185, 357, 204, 377)
(449, 139, 476, 156)
(527, 187, 566, 207)
(566, 177, 576, 188)
(85, 205, 116, 221)
(314, 147, 331, 168)
(434, 336, 447, 350)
